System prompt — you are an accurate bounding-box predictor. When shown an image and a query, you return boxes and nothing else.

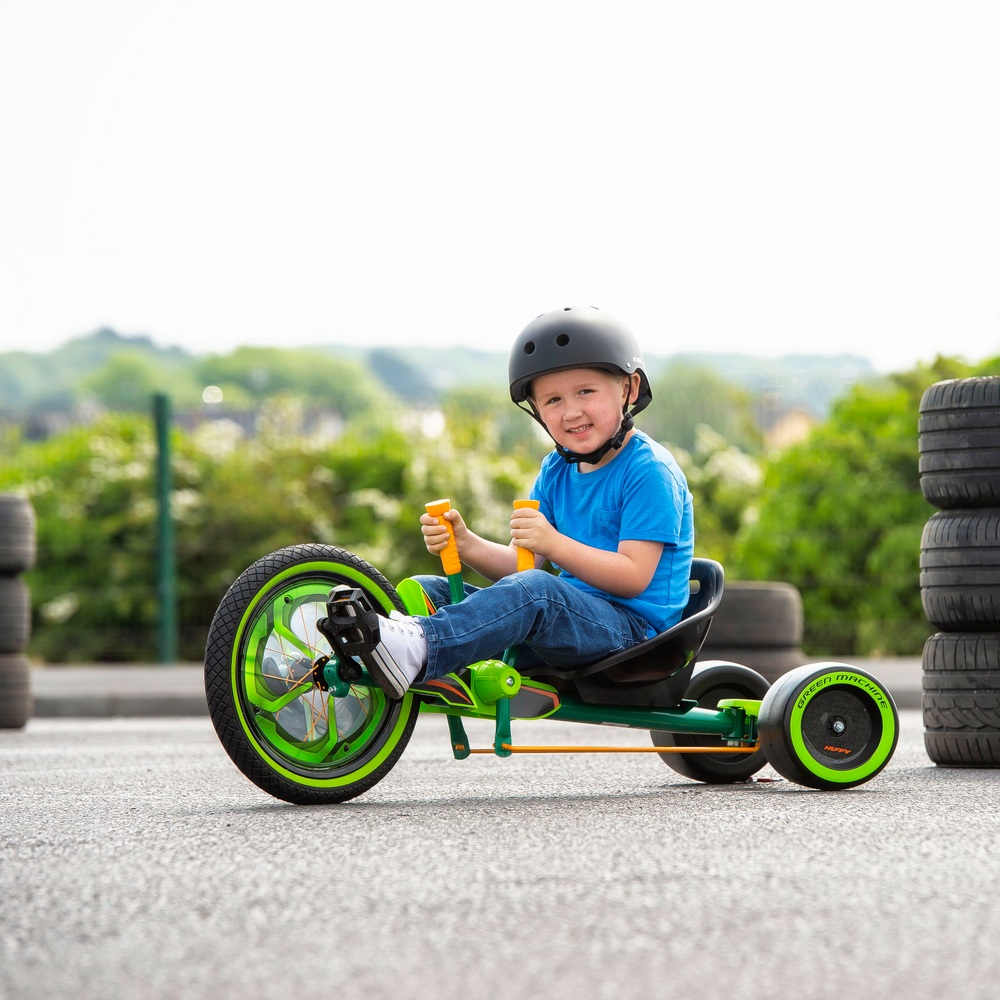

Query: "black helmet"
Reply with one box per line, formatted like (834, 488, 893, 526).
(508, 306, 652, 464)
(509, 306, 651, 411)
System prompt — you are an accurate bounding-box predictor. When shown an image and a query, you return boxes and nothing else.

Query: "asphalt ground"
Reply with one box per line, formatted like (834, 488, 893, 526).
(26, 656, 923, 718)
(3, 708, 999, 1000)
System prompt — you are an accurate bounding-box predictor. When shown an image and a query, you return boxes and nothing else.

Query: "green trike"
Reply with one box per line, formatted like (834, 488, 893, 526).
(204, 509, 899, 804)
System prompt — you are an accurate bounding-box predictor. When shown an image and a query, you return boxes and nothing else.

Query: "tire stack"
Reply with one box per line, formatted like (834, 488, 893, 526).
(919, 376, 1000, 766)
(699, 580, 806, 684)
(0, 494, 35, 729)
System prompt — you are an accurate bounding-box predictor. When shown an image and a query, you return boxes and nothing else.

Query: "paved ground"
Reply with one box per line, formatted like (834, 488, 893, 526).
(3, 708, 999, 1000)
(26, 656, 923, 718)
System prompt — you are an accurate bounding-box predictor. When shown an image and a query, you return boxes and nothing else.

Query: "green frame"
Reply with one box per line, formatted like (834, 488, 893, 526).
(323, 655, 760, 759)
(324, 577, 767, 760)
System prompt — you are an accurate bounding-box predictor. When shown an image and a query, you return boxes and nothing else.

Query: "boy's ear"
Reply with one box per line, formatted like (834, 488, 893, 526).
(625, 373, 640, 406)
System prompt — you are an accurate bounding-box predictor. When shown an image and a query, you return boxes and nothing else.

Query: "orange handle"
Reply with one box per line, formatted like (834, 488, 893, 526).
(513, 499, 540, 572)
(425, 499, 461, 576)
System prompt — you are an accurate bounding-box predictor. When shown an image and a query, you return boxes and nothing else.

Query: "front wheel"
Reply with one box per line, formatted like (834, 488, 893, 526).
(757, 663, 899, 790)
(204, 543, 419, 804)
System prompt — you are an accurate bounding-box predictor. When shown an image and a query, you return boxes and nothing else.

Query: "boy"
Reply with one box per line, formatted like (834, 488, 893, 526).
(357, 305, 694, 698)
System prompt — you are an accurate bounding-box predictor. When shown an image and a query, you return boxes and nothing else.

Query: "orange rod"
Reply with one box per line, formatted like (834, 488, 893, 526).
(512, 498, 539, 573)
(426, 499, 461, 577)
(466, 744, 760, 755)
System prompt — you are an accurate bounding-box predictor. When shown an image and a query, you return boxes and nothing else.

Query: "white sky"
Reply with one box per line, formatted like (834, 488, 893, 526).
(2, 1, 999, 372)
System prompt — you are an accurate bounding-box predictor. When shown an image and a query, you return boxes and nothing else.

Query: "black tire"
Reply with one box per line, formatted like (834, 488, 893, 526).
(0, 577, 31, 654)
(706, 581, 803, 648)
(758, 663, 899, 789)
(920, 509, 1000, 630)
(204, 543, 420, 805)
(696, 646, 805, 683)
(651, 661, 770, 783)
(922, 632, 1000, 766)
(0, 652, 32, 729)
(922, 631, 1000, 673)
(919, 377, 1000, 509)
(0, 494, 36, 575)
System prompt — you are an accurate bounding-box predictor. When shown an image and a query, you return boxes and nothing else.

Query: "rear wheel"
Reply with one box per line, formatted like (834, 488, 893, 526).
(758, 663, 899, 789)
(204, 543, 419, 804)
(651, 661, 770, 783)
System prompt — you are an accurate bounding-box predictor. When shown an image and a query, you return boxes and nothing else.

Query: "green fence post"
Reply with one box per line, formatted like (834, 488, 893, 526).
(153, 393, 178, 663)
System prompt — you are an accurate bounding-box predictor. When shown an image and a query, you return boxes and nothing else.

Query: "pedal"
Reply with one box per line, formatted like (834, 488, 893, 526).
(316, 586, 381, 664)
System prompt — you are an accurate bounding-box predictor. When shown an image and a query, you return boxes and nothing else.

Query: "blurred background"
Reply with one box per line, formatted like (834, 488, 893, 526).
(1, 334, 990, 662)
(2, 1, 999, 663)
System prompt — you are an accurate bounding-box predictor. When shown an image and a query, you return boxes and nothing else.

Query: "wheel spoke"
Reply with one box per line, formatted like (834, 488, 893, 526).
(272, 620, 316, 659)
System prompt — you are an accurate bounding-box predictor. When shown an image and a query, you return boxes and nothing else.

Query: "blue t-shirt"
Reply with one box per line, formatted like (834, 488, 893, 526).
(529, 430, 694, 634)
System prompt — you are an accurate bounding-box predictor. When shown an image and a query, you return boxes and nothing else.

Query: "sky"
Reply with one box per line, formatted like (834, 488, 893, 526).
(2, 1, 999, 373)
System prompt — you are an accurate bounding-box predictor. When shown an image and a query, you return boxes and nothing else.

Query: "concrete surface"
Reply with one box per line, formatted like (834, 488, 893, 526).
(3, 709, 995, 1000)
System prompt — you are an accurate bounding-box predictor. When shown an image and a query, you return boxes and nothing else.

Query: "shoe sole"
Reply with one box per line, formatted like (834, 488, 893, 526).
(359, 646, 408, 700)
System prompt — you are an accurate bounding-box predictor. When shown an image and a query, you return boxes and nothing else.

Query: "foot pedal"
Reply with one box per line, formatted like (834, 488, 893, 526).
(316, 586, 381, 666)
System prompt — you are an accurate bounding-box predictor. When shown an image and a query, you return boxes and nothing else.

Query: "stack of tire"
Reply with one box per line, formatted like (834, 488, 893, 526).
(0, 494, 35, 729)
(919, 376, 1000, 766)
(699, 580, 806, 684)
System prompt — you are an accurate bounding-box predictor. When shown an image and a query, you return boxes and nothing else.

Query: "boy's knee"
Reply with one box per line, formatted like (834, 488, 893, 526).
(508, 568, 562, 597)
(410, 574, 450, 608)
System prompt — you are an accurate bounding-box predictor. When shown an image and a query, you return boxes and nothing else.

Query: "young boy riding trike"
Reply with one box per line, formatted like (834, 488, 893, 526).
(204, 307, 899, 803)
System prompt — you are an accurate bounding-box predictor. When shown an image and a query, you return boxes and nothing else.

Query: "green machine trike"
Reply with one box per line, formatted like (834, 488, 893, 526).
(204, 501, 899, 804)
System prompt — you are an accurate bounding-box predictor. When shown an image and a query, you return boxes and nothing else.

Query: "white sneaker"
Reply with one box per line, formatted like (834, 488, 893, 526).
(362, 612, 428, 699)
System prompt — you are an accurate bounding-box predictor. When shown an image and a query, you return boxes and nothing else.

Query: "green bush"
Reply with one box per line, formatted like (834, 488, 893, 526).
(0, 351, 984, 662)
(732, 357, 971, 655)
(1, 400, 537, 662)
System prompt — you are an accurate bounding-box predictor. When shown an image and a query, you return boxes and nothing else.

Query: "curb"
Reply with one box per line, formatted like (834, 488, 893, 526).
(30, 665, 207, 719)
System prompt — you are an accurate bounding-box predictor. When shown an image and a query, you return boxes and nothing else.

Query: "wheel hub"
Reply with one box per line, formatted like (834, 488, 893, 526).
(801, 689, 876, 767)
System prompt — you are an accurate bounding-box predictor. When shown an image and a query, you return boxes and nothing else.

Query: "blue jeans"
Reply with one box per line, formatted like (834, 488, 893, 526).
(412, 569, 649, 680)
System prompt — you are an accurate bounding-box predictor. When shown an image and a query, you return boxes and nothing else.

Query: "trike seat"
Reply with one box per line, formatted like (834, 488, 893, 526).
(521, 557, 725, 708)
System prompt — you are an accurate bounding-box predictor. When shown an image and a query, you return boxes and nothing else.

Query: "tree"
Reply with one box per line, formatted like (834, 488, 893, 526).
(1, 397, 538, 662)
(367, 348, 437, 403)
(84, 351, 204, 409)
(732, 356, 972, 655)
(194, 347, 386, 416)
(674, 425, 763, 566)
(644, 363, 762, 454)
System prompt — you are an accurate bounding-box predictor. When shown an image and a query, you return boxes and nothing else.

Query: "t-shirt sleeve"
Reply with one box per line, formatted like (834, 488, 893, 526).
(619, 453, 688, 546)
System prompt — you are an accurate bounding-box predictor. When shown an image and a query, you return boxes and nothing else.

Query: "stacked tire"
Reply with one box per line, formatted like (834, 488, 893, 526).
(700, 580, 806, 684)
(919, 377, 1000, 766)
(0, 494, 35, 728)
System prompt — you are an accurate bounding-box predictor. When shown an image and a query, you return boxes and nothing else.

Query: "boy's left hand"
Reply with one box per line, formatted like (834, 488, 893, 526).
(509, 505, 554, 558)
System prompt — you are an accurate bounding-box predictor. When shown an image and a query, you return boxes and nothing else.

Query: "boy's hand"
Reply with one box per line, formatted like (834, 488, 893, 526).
(509, 505, 553, 558)
(420, 507, 468, 557)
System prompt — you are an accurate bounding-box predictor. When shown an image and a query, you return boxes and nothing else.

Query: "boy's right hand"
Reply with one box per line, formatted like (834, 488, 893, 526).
(420, 507, 467, 557)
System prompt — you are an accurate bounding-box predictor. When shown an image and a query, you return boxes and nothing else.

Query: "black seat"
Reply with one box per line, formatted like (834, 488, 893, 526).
(521, 558, 725, 708)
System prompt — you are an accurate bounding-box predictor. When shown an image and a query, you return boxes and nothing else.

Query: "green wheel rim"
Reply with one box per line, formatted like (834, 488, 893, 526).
(231, 560, 412, 789)
(788, 671, 897, 784)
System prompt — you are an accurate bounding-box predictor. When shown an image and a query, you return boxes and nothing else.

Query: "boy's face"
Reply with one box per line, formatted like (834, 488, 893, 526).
(529, 367, 638, 460)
